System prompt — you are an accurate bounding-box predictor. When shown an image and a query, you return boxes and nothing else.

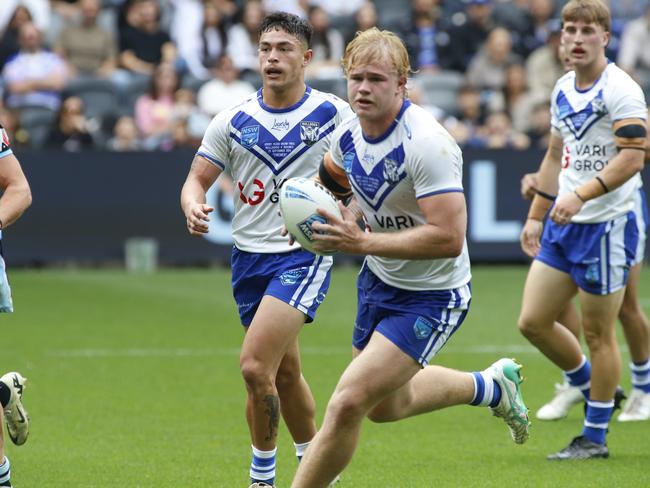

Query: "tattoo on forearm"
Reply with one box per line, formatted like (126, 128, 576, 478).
(263, 395, 280, 442)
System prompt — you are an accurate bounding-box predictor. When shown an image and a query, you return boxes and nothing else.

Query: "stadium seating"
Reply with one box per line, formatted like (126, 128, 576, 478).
(416, 70, 464, 116)
(18, 106, 58, 149)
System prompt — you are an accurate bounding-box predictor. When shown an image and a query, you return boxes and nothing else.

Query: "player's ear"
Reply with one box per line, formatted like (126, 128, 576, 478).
(602, 30, 610, 48)
(303, 48, 313, 66)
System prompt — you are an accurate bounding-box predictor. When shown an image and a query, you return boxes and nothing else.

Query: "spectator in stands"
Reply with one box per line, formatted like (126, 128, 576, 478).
(263, 0, 307, 18)
(490, 62, 537, 134)
(2, 22, 68, 111)
(309, 0, 365, 30)
(173, 87, 209, 144)
(106, 115, 143, 151)
(617, 5, 650, 95)
(516, 0, 558, 57)
(443, 84, 485, 146)
(54, 0, 118, 81)
(0, 0, 50, 35)
(0, 6, 33, 71)
(468, 110, 529, 149)
(441, 0, 495, 72)
(525, 100, 551, 150)
(227, 0, 265, 86)
(525, 25, 564, 104)
(46, 96, 95, 151)
(466, 27, 521, 95)
(134, 62, 179, 150)
(305, 5, 344, 79)
(197, 54, 255, 117)
(174, 0, 231, 82)
(607, 0, 648, 21)
(397, 0, 448, 74)
(119, 0, 177, 78)
(344, 1, 378, 45)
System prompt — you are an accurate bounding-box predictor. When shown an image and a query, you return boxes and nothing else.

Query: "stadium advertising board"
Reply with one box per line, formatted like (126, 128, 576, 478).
(7, 149, 643, 265)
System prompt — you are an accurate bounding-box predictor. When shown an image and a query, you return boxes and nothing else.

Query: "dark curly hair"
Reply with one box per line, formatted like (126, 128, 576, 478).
(259, 11, 313, 48)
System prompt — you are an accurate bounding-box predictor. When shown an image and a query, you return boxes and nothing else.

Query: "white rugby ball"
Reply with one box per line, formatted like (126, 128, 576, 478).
(279, 177, 342, 255)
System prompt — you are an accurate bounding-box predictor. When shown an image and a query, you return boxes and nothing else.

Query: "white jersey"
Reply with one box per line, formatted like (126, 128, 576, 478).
(198, 86, 352, 252)
(551, 62, 647, 223)
(330, 100, 471, 291)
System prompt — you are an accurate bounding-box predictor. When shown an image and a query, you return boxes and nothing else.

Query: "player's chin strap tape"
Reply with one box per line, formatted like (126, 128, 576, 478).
(319, 161, 352, 200)
(614, 121, 647, 152)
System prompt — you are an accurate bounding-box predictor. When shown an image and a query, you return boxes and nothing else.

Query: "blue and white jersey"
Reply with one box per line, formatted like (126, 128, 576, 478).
(551, 62, 647, 223)
(330, 100, 471, 291)
(198, 86, 351, 253)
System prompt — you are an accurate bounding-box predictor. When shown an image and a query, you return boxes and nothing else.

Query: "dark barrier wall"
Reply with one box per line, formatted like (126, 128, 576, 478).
(4, 148, 642, 265)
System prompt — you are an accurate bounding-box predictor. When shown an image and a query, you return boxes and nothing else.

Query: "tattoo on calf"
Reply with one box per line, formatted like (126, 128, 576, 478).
(263, 395, 280, 442)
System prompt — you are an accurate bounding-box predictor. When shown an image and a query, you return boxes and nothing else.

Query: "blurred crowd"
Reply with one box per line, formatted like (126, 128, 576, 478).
(0, 0, 649, 152)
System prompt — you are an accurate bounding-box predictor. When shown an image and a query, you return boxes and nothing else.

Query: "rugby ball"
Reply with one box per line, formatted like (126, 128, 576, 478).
(279, 177, 342, 255)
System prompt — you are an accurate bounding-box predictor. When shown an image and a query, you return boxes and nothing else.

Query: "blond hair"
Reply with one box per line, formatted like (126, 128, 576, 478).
(561, 0, 611, 33)
(341, 28, 411, 79)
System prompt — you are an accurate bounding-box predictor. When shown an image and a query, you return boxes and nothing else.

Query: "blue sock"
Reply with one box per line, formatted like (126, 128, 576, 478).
(469, 372, 502, 407)
(564, 355, 591, 400)
(250, 445, 276, 486)
(0, 457, 10, 487)
(630, 359, 650, 393)
(294, 441, 310, 462)
(582, 399, 614, 445)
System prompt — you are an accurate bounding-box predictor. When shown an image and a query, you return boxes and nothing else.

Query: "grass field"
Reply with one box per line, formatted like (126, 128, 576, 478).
(2, 265, 649, 487)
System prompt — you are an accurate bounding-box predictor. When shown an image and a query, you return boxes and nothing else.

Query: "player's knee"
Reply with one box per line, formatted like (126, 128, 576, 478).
(517, 313, 542, 340)
(240, 357, 274, 393)
(328, 390, 368, 425)
(618, 299, 642, 327)
(366, 404, 396, 423)
(582, 327, 614, 352)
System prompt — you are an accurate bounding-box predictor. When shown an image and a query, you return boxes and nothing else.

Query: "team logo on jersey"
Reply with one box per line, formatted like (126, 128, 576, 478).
(413, 317, 435, 340)
(557, 89, 608, 140)
(241, 125, 260, 147)
(362, 153, 375, 165)
(300, 121, 320, 146)
(343, 152, 355, 173)
(583, 259, 601, 286)
(0, 126, 10, 153)
(382, 157, 401, 185)
(280, 267, 307, 286)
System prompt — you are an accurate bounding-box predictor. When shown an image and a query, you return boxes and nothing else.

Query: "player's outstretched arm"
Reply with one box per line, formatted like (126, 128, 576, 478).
(0, 153, 32, 230)
(180, 154, 221, 236)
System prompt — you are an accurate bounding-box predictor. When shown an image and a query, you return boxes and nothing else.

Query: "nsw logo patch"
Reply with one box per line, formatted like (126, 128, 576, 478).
(297, 214, 327, 242)
(241, 125, 260, 147)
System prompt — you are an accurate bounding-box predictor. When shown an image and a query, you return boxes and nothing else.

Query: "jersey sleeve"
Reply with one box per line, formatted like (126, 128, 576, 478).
(550, 84, 562, 136)
(196, 109, 232, 171)
(0, 125, 13, 159)
(606, 71, 647, 122)
(328, 121, 349, 170)
(410, 131, 464, 199)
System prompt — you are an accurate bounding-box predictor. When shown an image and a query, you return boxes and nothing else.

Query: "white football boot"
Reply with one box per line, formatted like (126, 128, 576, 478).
(486, 358, 531, 444)
(535, 381, 583, 421)
(617, 388, 650, 422)
(0, 372, 29, 446)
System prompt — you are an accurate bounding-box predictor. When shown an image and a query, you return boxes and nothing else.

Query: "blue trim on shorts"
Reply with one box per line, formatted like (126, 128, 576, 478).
(353, 265, 471, 366)
(231, 247, 332, 326)
(536, 212, 637, 295)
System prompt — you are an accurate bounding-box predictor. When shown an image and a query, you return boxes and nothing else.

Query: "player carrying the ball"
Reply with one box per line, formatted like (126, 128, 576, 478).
(290, 28, 531, 488)
(180, 12, 351, 488)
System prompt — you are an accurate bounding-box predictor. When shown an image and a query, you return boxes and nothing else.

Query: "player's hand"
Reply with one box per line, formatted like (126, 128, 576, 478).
(520, 172, 539, 200)
(520, 218, 543, 257)
(185, 203, 214, 236)
(311, 202, 367, 254)
(550, 192, 583, 226)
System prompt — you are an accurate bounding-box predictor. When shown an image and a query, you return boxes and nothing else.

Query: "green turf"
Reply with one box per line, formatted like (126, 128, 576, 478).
(3, 265, 649, 487)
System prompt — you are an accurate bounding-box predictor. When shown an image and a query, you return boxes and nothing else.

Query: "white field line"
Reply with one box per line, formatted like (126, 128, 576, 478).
(45, 343, 627, 359)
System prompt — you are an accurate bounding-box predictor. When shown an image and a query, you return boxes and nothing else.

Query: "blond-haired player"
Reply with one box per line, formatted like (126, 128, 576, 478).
(290, 28, 530, 488)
